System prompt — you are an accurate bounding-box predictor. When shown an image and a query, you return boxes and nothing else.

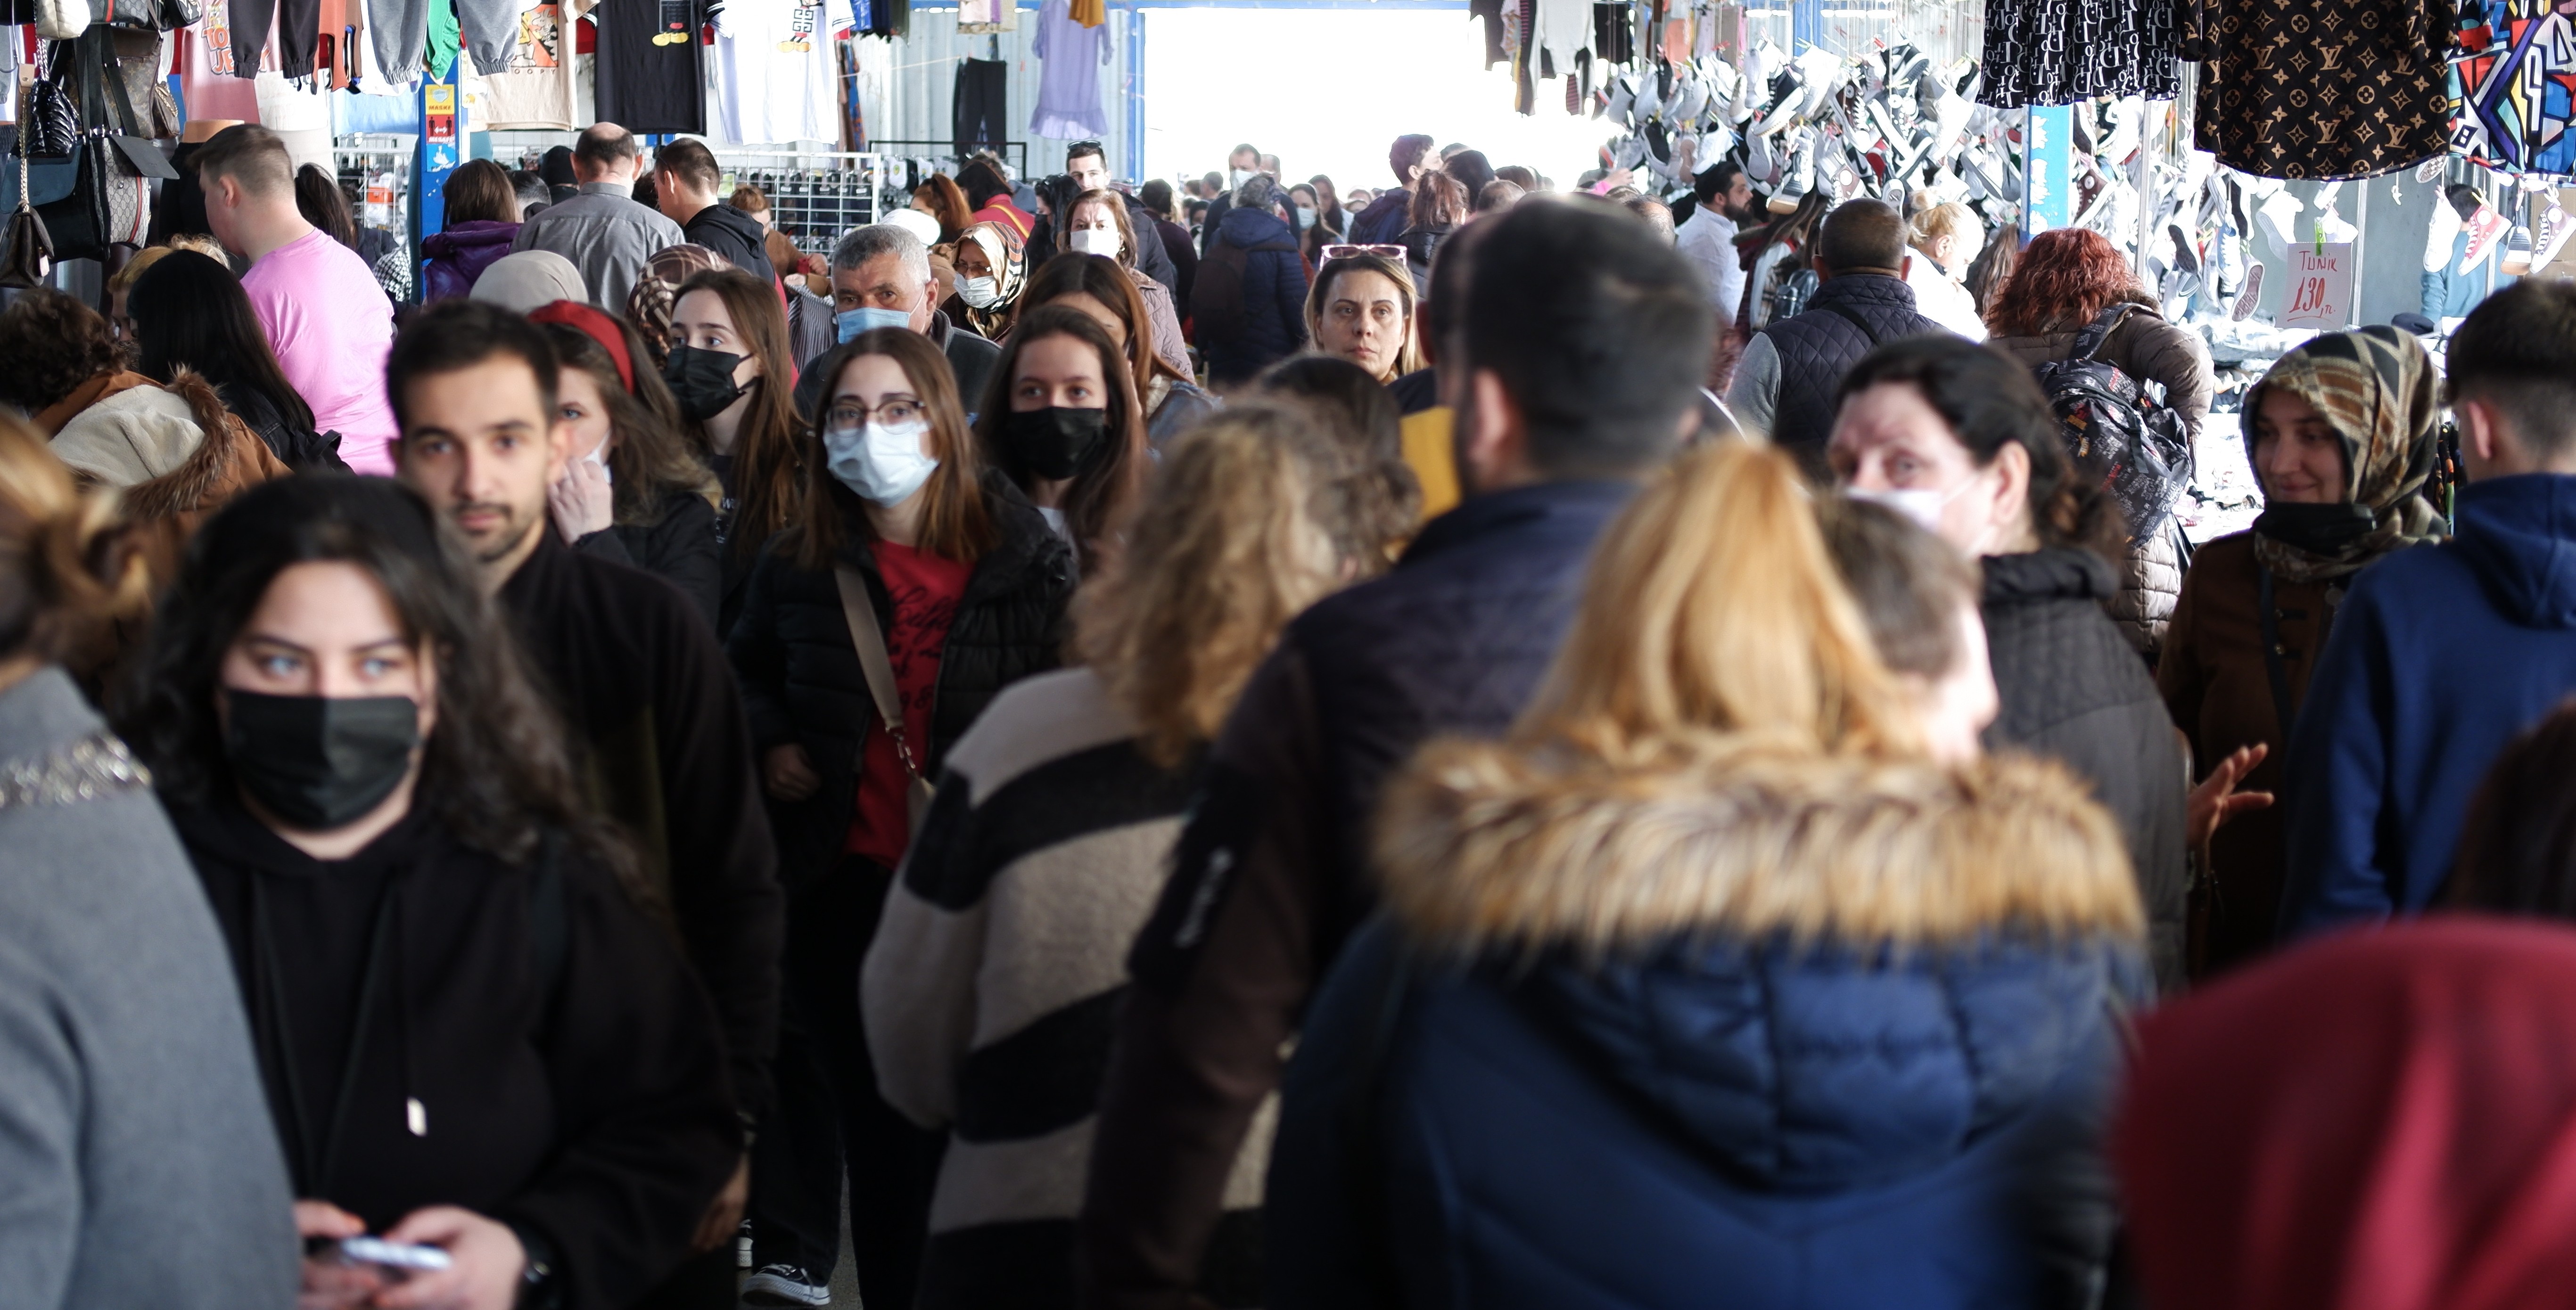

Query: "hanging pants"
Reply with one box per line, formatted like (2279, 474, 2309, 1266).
(954, 57, 1008, 156)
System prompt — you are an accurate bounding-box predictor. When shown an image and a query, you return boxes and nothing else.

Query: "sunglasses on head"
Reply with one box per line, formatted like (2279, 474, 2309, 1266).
(1321, 244, 1407, 261)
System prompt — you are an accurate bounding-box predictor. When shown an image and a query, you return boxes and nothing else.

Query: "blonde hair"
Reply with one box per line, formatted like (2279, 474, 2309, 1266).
(110, 246, 179, 297)
(1521, 442, 1923, 759)
(0, 413, 149, 662)
(1909, 201, 1980, 253)
(1076, 404, 1372, 767)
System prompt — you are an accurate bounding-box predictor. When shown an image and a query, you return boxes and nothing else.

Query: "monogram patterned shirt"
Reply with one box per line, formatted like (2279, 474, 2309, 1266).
(1980, 0, 2181, 108)
(2184, 0, 2453, 179)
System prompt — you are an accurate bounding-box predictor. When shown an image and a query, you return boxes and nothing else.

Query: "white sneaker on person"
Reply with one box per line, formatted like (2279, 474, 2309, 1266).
(741, 1263, 831, 1307)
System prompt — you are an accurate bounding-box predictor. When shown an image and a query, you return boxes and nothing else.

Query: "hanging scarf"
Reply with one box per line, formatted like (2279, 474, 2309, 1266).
(957, 220, 1027, 342)
(2242, 324, 2444, 584)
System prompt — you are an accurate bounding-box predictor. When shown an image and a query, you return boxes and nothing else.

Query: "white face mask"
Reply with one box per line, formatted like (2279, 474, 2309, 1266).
(1296, 204, 1318, 230)
(1230, 168, 1257, 187)
(1845, 481, 1969, 534)
(958, 276, 1002, 309)
(1068, 228, 1122, 260)
(823, 419, 938, 506)
(585, 450, 613, 486)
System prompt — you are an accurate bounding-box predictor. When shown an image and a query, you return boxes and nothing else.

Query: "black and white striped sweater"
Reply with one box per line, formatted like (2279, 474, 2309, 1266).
(863, 667, 1273, 1308)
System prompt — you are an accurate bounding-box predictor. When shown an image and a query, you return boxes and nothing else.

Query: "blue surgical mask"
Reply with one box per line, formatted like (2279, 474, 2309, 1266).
(835, 306, 913, 343)
(824, 419, 938, 505)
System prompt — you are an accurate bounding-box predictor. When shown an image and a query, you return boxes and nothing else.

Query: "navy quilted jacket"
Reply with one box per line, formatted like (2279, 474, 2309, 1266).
(1200, 205, 1311, 385)
(1760, 273, 1945, 472)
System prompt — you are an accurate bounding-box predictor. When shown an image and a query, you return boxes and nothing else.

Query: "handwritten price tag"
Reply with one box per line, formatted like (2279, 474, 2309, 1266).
(2278, 243, 2354, 330)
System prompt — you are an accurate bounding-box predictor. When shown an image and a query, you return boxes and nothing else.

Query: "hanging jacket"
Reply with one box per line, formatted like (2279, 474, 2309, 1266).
(1270, 735, 2147, 1310)
(1981, 547, 2190, 992)
(2279, 474, 2576, 935)
(1197, 204, 1310, 385)
(727, 479, 1076, 888)
(421, 219, 524, 303)
(174, 800, 740, 1310)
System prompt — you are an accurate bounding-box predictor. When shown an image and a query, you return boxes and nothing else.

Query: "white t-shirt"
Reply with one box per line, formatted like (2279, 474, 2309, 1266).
(1675, 204, 1744, 328)
(477, 0, 593, 129)
(709, 0, 837, 144)
(1903, 253, 1986, 340)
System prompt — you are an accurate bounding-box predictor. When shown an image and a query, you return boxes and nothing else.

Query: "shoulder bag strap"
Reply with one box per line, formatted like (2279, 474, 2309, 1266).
(1819, 298, 1884, 347)
(2071, 303, 2136, 363)
(832, 563, 925, 784)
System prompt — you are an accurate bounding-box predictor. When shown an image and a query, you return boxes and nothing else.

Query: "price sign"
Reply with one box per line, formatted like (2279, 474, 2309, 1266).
(2278, 242, 2355, 330)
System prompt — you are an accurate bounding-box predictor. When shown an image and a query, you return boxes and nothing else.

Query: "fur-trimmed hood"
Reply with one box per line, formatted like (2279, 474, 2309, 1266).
(1368, 732, 2147, 1193)
(1375, 730, 2145, 956)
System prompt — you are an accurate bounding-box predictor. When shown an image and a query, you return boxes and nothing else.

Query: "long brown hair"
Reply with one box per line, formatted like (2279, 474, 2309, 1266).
(537, 322, 717, 527)
(1023, 252, 1181, 397)
(1065, 190, 1141, 272)
(1076, 403, 1376, 766)
(791, 329, 998, 570)
(975, 305, 1146, 573)
(918, 173, 976, 241)
(676, 268, 803, 559)
(0, 412, 147, 663)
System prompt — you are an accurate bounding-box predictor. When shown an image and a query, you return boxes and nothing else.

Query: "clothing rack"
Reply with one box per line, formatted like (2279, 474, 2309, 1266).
(331, 139, 415, 237)
(712, 148, 891, 255)
(870, 138, 1029, 180)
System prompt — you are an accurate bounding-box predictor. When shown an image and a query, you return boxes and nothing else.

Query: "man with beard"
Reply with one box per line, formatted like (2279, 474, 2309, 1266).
(389, 298, 783, 1310)
(1677, 161, 1759, 389)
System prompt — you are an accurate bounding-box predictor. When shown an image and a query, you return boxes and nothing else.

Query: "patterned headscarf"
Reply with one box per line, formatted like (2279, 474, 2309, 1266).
(625, 244, 733, 372)
(2241, 325, 2444, 584)
(955, 219, 1027, 341)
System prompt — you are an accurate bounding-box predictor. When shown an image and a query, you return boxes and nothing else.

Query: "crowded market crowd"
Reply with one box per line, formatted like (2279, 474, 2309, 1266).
(11, 112, 2576, 1310)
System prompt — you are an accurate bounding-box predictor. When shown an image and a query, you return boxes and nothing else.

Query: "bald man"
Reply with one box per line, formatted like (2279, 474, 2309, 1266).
(512, 121, 683, 312)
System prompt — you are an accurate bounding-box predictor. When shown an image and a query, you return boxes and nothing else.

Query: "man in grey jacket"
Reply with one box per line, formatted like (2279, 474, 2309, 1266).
(513, 122, 683, 314)
(0, 663, 300, 1310)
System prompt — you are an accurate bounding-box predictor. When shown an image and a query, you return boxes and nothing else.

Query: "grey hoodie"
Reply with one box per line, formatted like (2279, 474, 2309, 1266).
(0, 667, 299, 1310)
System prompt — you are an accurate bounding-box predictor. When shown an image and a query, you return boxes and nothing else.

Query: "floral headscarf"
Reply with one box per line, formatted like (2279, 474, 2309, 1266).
(2242, 325, 2444, 583)
(954, 219, 1027, 341)
(625, 244, 733, 371)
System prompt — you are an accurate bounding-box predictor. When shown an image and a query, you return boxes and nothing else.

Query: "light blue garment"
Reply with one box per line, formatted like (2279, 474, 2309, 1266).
(837, 307, 913, 343)
(824, 420, 939, 504)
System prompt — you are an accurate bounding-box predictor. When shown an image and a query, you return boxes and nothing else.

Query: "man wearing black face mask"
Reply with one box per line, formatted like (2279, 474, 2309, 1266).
(389, 299, 785, 1310)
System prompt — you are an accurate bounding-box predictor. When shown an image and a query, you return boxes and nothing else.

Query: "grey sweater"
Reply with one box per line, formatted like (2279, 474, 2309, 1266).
(0, 668, 299, 1310)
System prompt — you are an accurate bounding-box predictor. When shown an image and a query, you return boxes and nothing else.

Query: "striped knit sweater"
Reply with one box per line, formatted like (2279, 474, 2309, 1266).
(862, 667, 1274, 1308)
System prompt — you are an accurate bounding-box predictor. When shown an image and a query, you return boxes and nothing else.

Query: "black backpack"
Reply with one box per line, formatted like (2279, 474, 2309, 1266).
(1190, 229, 1297, 344)
(2029, 304, 2196, 542)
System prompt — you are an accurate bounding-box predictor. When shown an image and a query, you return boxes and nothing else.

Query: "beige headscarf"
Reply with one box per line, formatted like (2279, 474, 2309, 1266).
(2242, 325, 2445, 583)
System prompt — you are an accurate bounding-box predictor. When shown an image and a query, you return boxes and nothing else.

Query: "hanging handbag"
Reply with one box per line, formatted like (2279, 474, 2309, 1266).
(40, 33, 170, 261)
(22, 46, 81, 157)
(1, 131, 58, 289)
(34, 0, 92, 40)
(832, 565, 939, 832)
(155, 0, 202, 25)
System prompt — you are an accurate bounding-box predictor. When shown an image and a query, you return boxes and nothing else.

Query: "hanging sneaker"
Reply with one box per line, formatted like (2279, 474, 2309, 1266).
(2460, 204, 2510, 272)
(2535, 201, 2575, 271)
(2231, 261, 2264, 321)
(741, 1264, 831, 1307)
(1768, 128, 1817, 213)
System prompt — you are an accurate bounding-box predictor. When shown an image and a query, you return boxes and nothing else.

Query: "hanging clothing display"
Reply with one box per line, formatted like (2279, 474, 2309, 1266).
(1069, 0, 1100, 28)
(593, 0, 702, 133)
(1028, 0, 1104, 139)
(2183, 0, 2449, 178)
(954, 54, 1006, 154)
(1978, 0, 2178, 108)
(231, 0, 322, 81)
(955, 0, 1012, 33)
(2449, 0, 2576, 175)
(455, 0, 522, 74)
(710, 0, 835, 143)
(475, 0, 584, 126)
(364, 0, 424, 83)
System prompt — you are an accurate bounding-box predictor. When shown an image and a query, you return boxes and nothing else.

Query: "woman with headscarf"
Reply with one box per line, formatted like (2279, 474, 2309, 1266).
(2114, 918, 2576, 1310)
(625, 245, 734, 373)
(467, 249, 588, 313)
(2157, 326, 2444, 975)
(942, 220, 1028, 344)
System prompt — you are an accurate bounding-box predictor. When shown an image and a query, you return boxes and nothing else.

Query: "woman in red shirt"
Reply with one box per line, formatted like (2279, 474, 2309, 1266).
(725, 326, 1076, 1310)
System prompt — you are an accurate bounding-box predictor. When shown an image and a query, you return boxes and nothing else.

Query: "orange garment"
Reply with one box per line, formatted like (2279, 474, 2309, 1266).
(1070, 0, 1104, 26)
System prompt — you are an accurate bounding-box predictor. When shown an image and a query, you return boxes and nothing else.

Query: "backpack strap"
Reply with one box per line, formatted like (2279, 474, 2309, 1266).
(1819, 299, 1885, 347)
(2070, 303, 2137, 363)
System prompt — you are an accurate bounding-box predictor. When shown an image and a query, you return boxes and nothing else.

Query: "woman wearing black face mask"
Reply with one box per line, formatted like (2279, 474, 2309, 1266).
(975, 305, 1147, 573)
(116, 475, 740, 1310)
(668, 268, 804, 636)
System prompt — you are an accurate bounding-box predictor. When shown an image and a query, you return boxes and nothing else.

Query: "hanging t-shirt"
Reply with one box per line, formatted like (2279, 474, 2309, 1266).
(842, 540, 971, 869)
(593, 0, 702, 133)
(709, 0, 835, 143)
(2184, 0, 2448, 178)
(2450, 0, 2576, 175)
(477, 0, 587, 127)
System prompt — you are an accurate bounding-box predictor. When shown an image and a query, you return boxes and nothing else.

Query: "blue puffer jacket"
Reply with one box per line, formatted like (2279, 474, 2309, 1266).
(1201, 203, 1310, 384)
(1269, 737, 2148, 1310)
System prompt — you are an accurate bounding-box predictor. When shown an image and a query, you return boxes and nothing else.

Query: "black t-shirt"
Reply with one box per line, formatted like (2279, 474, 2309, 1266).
(594, 0, 704, 134)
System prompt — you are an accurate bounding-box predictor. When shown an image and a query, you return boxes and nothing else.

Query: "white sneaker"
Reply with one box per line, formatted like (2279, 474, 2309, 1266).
(741, 1263, 831, 1307)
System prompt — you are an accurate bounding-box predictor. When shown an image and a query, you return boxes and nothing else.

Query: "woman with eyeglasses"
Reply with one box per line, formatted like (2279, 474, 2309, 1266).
(727, 327, 1073, 1310)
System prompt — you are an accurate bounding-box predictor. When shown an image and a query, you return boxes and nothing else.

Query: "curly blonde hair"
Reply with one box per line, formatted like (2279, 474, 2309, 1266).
(1075, 403, 1381, 767)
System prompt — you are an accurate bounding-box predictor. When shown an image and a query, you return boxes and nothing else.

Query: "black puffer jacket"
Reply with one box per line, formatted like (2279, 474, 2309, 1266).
(728, 478, 1076, 886)
(1980, 548, 2189, 993)
(1757, 273, 1945, 473)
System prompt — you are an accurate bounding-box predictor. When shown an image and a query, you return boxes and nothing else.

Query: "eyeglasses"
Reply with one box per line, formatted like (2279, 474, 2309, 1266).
(823, 397, 927, 429)
(1320, 244, 1406, 261)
